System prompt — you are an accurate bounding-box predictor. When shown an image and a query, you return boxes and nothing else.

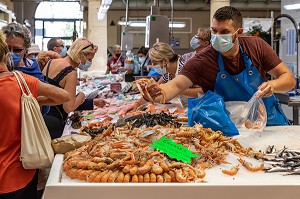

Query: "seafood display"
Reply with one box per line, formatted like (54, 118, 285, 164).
(120, 112, 182, 129)
(263, 146, 300, 175)
(81, 118, 112, 138)
(63, 124, 265, 183)
(81, 112, 182, 137)
(134, 78, 166, 104)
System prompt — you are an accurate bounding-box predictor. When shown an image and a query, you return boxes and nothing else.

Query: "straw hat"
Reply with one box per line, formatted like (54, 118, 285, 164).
(27, 43, 41, 54)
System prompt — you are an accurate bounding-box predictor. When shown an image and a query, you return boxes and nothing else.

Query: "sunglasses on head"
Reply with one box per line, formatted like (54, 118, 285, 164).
(82, 43, 98, 51)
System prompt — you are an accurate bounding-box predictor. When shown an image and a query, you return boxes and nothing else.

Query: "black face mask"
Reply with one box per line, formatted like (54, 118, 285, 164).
(116, 53, 121, 58)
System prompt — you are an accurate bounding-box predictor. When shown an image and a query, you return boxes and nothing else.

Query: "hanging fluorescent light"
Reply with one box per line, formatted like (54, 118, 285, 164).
(118, 20, 185, 28)
(169, 22, 186, 28)
(97, 0, 113, 20)
(284, 3, 300, 10)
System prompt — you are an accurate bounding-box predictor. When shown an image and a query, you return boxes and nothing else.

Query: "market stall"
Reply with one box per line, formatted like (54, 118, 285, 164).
(42, 75, 300, 199)
(43, 124, 300, 199)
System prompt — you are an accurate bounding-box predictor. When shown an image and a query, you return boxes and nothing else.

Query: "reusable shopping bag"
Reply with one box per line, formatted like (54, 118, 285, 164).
(187, 90, 239, 136)
(13, 71, 54, 169)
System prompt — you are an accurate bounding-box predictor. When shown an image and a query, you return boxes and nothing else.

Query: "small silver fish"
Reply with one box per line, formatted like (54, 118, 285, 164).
(283, 170, 300, 176)
(266, 167, 292, 173)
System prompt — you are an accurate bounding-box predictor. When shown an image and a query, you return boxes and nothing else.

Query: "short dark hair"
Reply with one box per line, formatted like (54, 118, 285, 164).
(213, 6, 242, 29)
(137, 46, 149, 56)
(47, 38, 59, 50)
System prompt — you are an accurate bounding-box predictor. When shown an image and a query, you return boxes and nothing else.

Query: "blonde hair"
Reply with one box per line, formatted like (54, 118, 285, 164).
(0, 30, 9, 62)
(149, 42, 178, 63)
(67, 37, 97, 64)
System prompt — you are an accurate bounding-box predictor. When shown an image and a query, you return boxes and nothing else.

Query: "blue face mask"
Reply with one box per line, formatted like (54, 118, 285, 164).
(9, 52, 22, 66)
(78, 60, 92, 71)
(153, 65, 166, 75)
(190, 36, 200, 50)
(60, 46, 67, 57)
(139, 57, 146, 64)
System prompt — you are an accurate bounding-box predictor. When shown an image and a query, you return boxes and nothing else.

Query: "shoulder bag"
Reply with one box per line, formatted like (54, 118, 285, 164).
(13, 71, 54, 169)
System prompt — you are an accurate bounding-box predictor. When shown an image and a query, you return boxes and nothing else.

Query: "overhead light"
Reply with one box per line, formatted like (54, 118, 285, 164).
(118, 20, 185, 28)
(284, 3, 300, 10)
(169, 22, 186, 28)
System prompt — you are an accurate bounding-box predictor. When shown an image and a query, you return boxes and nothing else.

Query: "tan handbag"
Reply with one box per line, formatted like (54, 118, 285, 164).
(13, 71, 54, 169)
(51, 133, 92, 154)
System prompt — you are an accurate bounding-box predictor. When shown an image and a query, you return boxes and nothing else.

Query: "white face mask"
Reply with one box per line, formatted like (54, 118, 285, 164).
(210, 29, 239, 53)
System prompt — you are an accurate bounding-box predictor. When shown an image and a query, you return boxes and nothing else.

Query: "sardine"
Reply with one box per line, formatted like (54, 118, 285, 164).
(283, 170, 300, 176)
(275, 147, 287, 158)
(285, 156, 300, 162)
(263, 161, 282, 166)
(266, 167, 292, 173)
(291, 162, 300, 168)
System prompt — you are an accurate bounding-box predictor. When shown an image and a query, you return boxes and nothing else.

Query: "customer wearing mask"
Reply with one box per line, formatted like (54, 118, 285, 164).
(42, 37, 108, 139)
(0, 29, 70, 199)
(137, 46, 152, 75)
(181, 28, 211, 62)
(2, 22, 50, 115)
(122, 42, 202, 113)
(106, 44, 124, 74)
(47, 37, 67, 58)
(140, 6, 295, 126)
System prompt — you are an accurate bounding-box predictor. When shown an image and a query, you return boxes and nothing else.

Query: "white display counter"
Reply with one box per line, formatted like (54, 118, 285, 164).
(43, 126, 300, 199)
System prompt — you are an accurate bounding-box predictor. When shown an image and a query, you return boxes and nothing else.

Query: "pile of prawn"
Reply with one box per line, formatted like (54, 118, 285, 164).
(63, 124, 265, 183)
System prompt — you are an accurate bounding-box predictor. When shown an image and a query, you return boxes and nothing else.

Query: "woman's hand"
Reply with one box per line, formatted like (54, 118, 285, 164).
(120, 102, 140, 115)
(93, 98, 109, 108)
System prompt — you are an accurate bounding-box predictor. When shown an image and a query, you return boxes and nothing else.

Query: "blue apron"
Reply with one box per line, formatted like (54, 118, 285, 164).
(214, 44, 289, 126)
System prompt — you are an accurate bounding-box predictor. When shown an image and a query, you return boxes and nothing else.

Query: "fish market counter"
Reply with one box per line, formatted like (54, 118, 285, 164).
(43, 126, 300, 199)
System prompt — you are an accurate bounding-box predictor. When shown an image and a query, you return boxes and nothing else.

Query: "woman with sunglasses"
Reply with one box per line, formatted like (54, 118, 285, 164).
(42, 37, 108, 139)
(0, 29, 70, 199)
(2, 22, 51, 116)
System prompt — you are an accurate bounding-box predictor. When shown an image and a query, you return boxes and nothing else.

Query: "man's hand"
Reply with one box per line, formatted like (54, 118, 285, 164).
(257, 81, 276, 98)
(139, 83, 164, 103)
(37, 51, 61, 70)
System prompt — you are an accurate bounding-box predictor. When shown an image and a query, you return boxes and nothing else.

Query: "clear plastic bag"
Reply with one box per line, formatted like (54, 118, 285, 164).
(239, 91, 267, 131)
(225, 101, 248, 128)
